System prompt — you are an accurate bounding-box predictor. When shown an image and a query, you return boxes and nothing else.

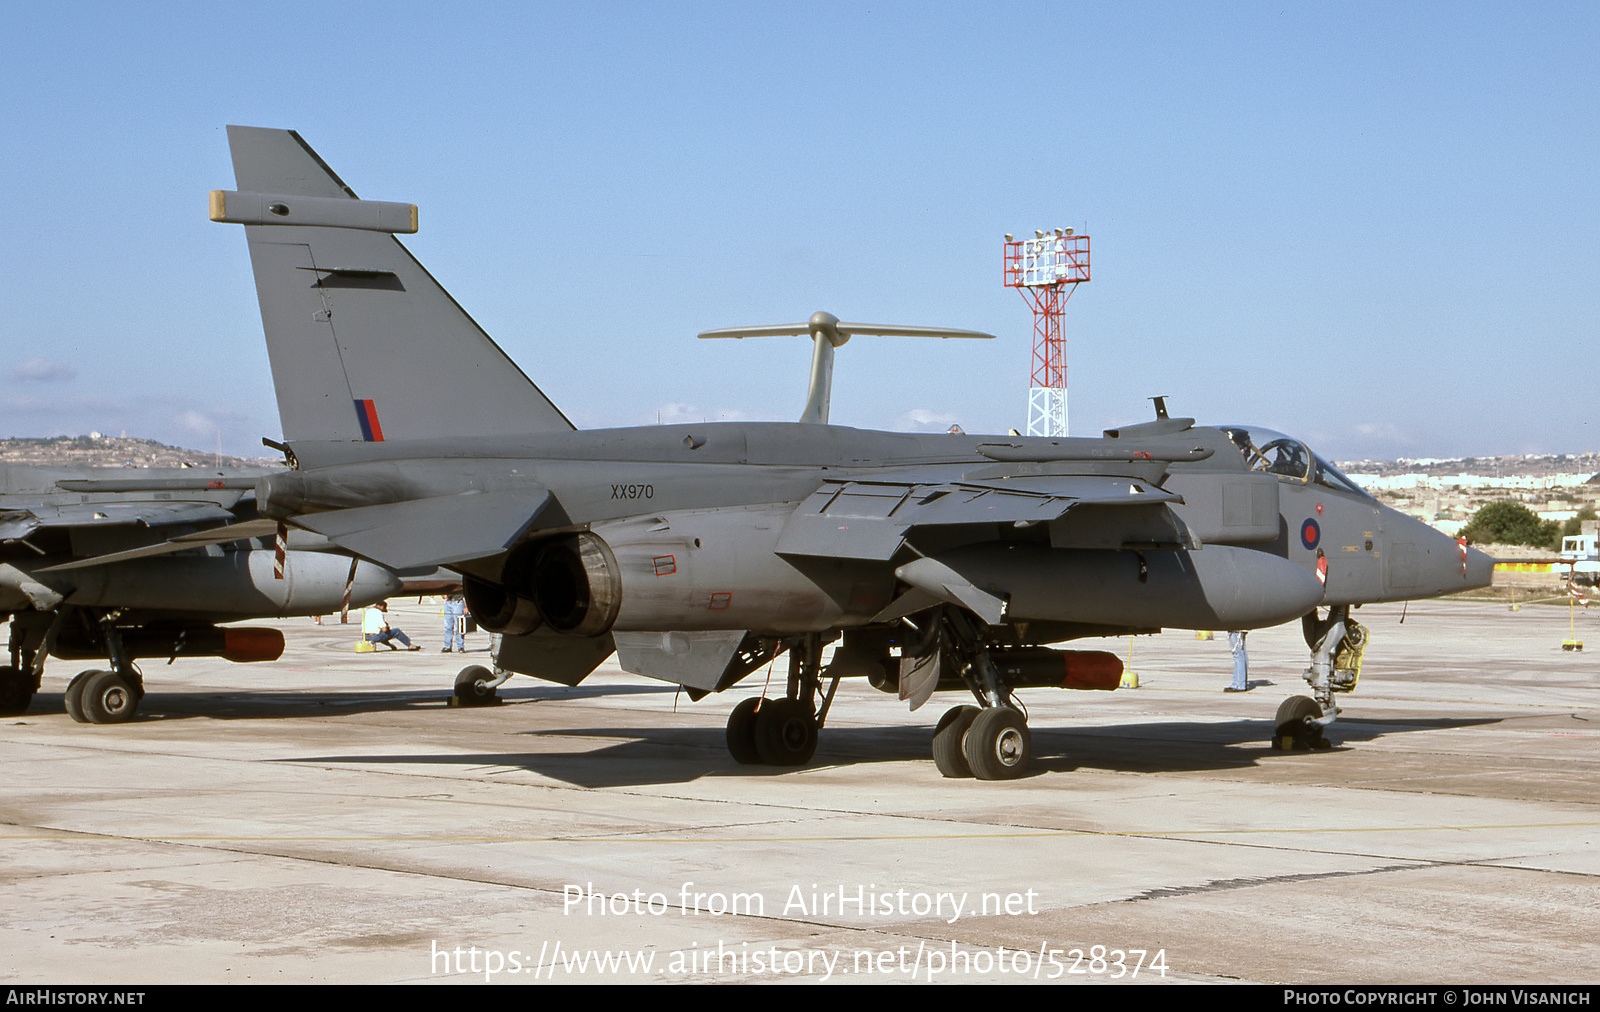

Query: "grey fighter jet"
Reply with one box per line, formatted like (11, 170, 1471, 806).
(0, 462, 401, 721)
(210, 126, 1493, 778)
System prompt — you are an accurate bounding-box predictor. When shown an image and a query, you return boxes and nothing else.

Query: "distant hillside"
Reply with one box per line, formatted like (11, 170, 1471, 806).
(1336, 451, 1600, 480)
(0, 435, 277, 469)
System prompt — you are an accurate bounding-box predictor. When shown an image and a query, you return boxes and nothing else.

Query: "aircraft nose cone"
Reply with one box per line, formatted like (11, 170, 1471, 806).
(1463, 542, 1495, 590)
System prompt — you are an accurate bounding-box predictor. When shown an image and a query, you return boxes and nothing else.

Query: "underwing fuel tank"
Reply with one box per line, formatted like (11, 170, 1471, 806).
(52, 626, 286, 663)
(52, 551, 402, 618)
(989, 648, 1124, 690)
(912, 647, 1126, 694)
(925, 543, 1326, 631)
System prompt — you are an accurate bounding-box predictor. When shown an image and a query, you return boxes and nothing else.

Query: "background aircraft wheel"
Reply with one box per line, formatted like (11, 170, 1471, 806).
(0, 665, 34, 717)
(931, 705, 980, 778)
(80, 670, 140, 724)
(452, 665, 499, 706)
(754, 697, 818, 766)
(64, 670, 97, 723)
(725, 697, 765, 765)
(1273, 695, 1325, 748)
(963, 707, 1031, 780)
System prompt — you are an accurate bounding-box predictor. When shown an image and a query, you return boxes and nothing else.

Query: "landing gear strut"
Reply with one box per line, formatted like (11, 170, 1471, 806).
(68, 615, 145, 724)
(2, 613, 49, 717)
(0, 664, 34, 717)
(1276, 605, 1366, 750)
(723, 633, 836, 767)
(921, 609, 1033, 781)
(10, 609, 146, 724)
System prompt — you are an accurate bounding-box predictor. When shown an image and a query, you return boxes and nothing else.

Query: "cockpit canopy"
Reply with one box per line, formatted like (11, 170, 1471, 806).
(1218, 425, 1370, 499)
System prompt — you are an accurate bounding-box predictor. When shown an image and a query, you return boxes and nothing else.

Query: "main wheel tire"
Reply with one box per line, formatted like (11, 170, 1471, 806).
(963, 707, 1031, 780)
(79, 670, 139, 724)
(1274, 694, 1324, 747)
(64, 670, 97, 723)
(754, 697, 818, 766)
(0, 665, 33, 717)
(453, 665, 498, 706)
(725, 697, 765, 765)
(932, 705, 980, 778)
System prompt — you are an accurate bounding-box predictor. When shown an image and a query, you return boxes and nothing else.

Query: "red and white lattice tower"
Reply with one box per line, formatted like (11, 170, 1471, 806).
(1004, 229, 1090, 437)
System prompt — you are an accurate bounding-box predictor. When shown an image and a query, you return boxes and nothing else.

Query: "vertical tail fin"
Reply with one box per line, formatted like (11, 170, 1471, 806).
(218, 126, 573, 445)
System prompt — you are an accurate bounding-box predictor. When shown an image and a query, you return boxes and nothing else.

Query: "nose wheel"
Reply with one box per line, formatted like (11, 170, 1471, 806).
(1272, 694, 1330, 751)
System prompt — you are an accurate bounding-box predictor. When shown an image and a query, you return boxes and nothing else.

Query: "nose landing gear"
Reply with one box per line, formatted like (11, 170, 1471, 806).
(1276, 605, 1366, 750)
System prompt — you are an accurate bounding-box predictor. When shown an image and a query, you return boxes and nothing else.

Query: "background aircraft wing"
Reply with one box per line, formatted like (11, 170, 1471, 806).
(0, 500, 240, 542)
(36, 518, 283, 572)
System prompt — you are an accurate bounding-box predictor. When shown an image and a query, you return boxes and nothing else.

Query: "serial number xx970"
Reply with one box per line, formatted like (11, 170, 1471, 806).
(611, 484, 654, 500)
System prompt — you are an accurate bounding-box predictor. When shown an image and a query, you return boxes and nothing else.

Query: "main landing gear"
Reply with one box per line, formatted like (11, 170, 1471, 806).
(64, 667, 143, 724)
(718, 612, 1039, 780)
(724, 632, 838, 767)
(932, 703, 1031, 780)
(1275, 604, 1367, 751)
(921, 610, 1032, 780)
(0, 663, 37, 717)
(6, 609, 147, 723)
(2, 612, 50, 717)
(65, 615, 146, 725)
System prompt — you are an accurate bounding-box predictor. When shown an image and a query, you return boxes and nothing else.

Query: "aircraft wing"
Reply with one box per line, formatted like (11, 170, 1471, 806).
(35, 518, 284, 572)
(289, 487, 551, 569)
(775, 474, 1184, 561)
(0, 500, 240, 541)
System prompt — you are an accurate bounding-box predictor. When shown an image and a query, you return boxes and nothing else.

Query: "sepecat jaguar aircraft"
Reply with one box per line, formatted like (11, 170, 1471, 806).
(208, 126, 1493, 779)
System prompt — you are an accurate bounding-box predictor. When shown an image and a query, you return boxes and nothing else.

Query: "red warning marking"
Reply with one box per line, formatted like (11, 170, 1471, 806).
(653, 555, 677, 576)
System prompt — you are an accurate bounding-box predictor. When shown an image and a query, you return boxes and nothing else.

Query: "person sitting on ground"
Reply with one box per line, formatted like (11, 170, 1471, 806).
(363, 601, 419, 651)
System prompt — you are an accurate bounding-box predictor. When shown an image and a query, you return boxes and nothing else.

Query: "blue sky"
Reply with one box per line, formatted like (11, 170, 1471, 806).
(3, 2, 1596, 460)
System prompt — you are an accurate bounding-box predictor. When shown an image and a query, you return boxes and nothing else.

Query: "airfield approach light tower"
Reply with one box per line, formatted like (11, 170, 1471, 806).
(1004, 228, 1090, 437)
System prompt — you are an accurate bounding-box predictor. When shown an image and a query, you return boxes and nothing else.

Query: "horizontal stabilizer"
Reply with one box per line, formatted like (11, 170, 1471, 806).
(291, 488, 549, 569)
(698, 318, 997, 344)
(699, 311, 995, 425)
(210, 190, 417, 233)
